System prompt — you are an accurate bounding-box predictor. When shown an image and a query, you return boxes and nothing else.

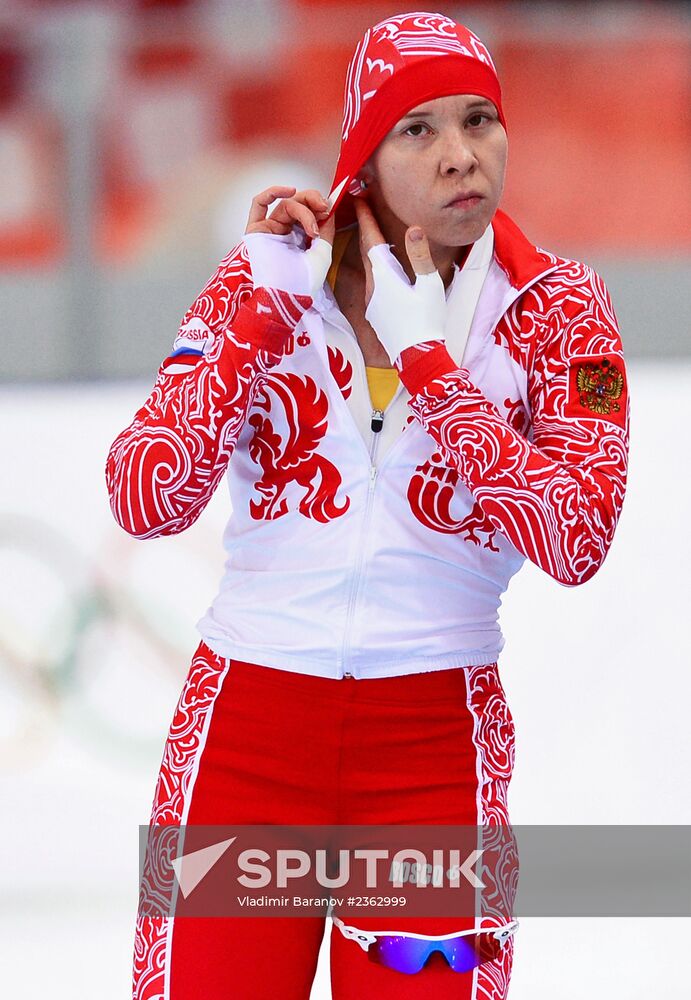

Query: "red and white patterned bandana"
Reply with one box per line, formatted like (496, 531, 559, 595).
(327, 11, 506, 229)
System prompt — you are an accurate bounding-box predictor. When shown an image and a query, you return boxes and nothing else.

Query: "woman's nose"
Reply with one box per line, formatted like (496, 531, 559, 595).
(438, 129, 478, 174)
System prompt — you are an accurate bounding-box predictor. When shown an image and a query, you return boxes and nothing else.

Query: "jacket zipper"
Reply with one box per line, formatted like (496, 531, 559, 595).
(323, 254, 563, 679)
(340, 408, 383, 679)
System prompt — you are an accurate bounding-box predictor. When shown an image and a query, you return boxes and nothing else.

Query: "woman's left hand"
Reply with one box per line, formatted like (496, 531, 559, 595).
(354, 198, 447, 365)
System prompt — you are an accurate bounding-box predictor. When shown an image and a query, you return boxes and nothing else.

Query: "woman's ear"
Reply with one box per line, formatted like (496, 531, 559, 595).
(351, 155, 375, 198)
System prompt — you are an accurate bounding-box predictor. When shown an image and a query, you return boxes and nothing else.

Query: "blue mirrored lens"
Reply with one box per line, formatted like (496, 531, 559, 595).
(370, 935, 435, 975)
(443, 932, 501, 972)
(369, 931, 504, 975)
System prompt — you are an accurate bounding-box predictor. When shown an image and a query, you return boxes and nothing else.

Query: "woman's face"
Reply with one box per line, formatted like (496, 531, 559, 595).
(363, 93, 508, 249)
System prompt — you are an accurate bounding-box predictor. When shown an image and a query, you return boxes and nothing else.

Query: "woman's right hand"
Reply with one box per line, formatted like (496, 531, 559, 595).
(245, 185, 332, 239)
(243, 186, 336, 298)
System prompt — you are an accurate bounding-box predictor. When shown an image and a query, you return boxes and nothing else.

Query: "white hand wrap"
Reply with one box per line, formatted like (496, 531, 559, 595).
(365, 243, 447, 365)
(243, 228, 333, 298)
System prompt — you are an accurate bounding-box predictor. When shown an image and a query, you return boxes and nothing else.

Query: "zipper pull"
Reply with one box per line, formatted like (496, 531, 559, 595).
(370, 408, 384, 433)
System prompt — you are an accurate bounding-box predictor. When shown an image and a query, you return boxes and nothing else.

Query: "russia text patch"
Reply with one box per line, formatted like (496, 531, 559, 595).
(161, 317, 213, 374)
(171, 317, 212, 356)
(564, 355, 627, 428)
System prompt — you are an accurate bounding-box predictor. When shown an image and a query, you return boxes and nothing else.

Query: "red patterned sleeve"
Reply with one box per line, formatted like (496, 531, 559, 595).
(396, 265, 630, 587)
(105, 242, 312, 539)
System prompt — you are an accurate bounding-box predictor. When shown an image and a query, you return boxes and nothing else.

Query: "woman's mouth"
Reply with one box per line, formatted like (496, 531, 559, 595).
(446, 194, 484, 211)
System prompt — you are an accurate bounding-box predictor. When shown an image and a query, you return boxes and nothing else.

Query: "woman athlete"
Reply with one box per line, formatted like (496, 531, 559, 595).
(106, 11, 630, 1000)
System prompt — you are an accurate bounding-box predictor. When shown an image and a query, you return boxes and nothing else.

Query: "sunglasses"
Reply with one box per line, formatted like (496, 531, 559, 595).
(333, 914, 518, 975)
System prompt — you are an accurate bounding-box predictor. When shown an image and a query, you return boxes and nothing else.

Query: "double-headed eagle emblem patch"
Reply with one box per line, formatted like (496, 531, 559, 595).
(563, 354, 627, 428)
(575, 359, 624, 416)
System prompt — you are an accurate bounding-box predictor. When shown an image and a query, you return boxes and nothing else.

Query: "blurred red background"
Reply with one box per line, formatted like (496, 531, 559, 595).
(0, 0, 688, 264)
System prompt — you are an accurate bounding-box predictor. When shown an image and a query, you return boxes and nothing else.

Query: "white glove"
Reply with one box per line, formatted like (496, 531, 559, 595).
(243, 227, 333, 298)
(364, 243, 447, 365)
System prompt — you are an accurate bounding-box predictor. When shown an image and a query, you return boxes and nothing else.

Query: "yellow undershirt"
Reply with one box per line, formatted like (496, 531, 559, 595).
(326, 227, 400, 412)
(364, 366, 400, 412)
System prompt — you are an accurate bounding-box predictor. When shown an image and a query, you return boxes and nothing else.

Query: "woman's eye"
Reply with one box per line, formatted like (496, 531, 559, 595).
(467, 113, 492, 127)
(403, 122, 430, 137)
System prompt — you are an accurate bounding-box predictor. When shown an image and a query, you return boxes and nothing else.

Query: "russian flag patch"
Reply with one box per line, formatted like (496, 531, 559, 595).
(162, 317, 213, 374)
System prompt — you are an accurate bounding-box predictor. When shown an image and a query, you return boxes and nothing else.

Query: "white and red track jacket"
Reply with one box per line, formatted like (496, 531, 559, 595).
(105, 208, 629, 680)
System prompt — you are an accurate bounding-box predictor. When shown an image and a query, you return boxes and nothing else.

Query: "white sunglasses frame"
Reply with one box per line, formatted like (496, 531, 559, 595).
(332, 913, 519, 954)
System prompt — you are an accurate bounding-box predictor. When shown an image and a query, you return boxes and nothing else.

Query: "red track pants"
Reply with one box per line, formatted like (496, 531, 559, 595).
(133, 640, 517, 999)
